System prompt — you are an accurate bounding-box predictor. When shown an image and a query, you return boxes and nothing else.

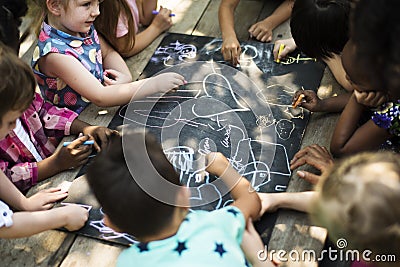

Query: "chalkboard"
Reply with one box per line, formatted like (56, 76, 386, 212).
(73, 33, 325, 246)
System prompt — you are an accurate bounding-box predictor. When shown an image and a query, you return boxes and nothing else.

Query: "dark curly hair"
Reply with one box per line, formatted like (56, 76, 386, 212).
(291, 0, 351, 59)
(350, 0, 400, 95)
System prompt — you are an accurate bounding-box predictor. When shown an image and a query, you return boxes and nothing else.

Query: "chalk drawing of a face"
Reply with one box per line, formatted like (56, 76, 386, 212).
(275, 119, 295, 140)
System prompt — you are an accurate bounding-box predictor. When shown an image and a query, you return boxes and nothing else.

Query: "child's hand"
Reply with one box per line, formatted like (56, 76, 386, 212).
(292, 90, 322, 112)
(54, 136, 92, 171)
(248, 19, 274, 43)
(103, 69, 132, 85)
(82, 126, 118, 151)
(148, 72, 186, 94)
(61, 205, 89, 231)
(354, 90, 387, 108)
(151, 6, 173, 33)
(205, 152, 230, 177)
(241, 218, 276, 267)
(290, 144, 334, 185)
(273, 38, 296, 61)
(23, 188, 68, 211)
(257, 193, 280, 216)
(221, 36, 241, 66)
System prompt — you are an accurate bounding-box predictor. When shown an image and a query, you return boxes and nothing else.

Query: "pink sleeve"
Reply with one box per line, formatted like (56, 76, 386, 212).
(116, 0, 140, 37)
(0, 160, 38, 193)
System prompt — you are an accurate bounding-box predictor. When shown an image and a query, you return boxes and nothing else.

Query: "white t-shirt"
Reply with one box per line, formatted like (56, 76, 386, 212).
(13, 119, 43, 162)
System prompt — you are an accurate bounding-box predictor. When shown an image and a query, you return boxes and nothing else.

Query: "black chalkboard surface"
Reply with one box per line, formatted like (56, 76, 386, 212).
(74, 33, 325, 246)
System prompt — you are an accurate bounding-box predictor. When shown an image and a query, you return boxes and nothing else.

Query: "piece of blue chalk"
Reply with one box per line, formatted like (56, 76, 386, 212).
(152, 10, 175, 16)
(63, 140, 95, 147)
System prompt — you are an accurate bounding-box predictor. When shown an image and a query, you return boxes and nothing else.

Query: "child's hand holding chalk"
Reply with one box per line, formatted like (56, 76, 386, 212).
(273, 38, 297, 62)
(152, 10, 175, 17)
(292, 90, 322, 111)
(292, 93, 305, 108)
(55, 135, 93, 171)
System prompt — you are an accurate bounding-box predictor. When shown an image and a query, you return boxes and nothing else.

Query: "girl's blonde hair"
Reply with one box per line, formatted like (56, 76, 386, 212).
(311, 151, 400, 265)
(30, 0, 69, 36)
(94, 0, 136, 57)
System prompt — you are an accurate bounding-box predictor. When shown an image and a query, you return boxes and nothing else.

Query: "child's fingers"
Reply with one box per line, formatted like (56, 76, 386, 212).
(296, 170, 320, 185)
(43, 187, 62, 193)
(47, 192, 69, 203)
(67, 135, 90, 148)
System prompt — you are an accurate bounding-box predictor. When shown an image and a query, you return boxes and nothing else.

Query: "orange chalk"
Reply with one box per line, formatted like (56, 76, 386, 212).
(293, 93, 305, 108)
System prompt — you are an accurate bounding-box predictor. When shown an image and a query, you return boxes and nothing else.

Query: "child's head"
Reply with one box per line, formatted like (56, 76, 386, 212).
(290, 0, 351, 59)
(87, 129, 184, 240)
(94, 0, 136, 56)
(34, 0, 102, 36)
(0, 0, 28, 53)
(311, 151, 400, 266)
(0, 44, 35, 140)
(342, 0, 400, 97)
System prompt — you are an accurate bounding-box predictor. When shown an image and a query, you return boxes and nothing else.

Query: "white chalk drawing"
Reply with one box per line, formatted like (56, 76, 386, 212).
(153, 40, 197, 66)
(280, 54, 317, 65)
(164, 146, 195, 182)
(121, 61, 294, 210)
(191, 72, 250, 118)
(275, 119, 295, 140)
(89, 219, 138, 244)
(89, 208, 138, 244)
(275, 185, 287, 192)
(189, 183, 222, 210)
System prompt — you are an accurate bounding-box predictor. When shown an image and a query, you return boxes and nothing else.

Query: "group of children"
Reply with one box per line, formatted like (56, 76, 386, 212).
(0, 0, 398, 266)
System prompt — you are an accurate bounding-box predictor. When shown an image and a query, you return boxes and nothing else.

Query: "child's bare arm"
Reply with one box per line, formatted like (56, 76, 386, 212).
(206, 152, 261, 221)
(40, 53, 185, 107)
(127, 8, 173, 57)
(323, 54, 353, 92)
(258, 192, 317, 216)
(0, 205, 88, 239)
(249, 0, 292, 43)
(137, 0, 158, 26)
(330, 93, 391, 157)
(219, 0, 241, 66)
(0, 171, 67, 211)
(99, 35, 132, 81)
(292, 90, 351, 112)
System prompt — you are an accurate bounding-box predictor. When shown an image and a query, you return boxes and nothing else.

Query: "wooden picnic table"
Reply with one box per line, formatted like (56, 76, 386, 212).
(1, 0, 345, 266)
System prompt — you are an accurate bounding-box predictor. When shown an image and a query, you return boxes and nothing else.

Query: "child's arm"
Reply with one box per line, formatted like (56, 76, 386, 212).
(36, 135, 92, 181)
(0, 171, 67, 211)
(206, 152, 261, 222)
(323, 54, 353, 92)
(99, 36, 132, 83)
(219, 0, 241, 66)
(39, 53, 185, 107)
(248, 0, 292, 43)
(292, 90, 351, 113)
(330, 93, 391, 157)
(124, 7, 172, 57)
(0, 205, 88, 239)
(258, 192, 317, 215)
(241, 218, 276, 267)
(138, 0, 158, 26)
